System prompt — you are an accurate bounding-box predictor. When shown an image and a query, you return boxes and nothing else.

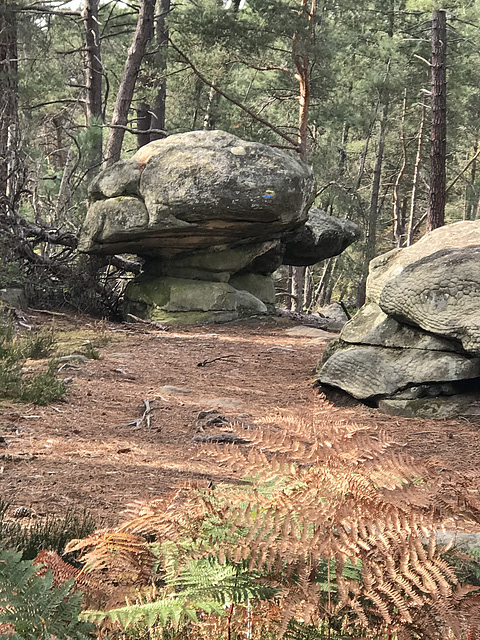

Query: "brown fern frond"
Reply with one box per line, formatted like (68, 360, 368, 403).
(65, 530, 156, 586)
(34, 550, 106, 607)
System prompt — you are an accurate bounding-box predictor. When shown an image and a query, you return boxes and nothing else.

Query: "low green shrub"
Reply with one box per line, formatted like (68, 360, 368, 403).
(0, 322, 65, 405)
(0, 501, 96, 561)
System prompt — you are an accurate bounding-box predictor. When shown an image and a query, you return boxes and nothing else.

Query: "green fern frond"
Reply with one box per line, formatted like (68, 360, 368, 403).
(0, 547, 94, 639)
(82, 593, 226, 629)
(172, 557, 277, 604)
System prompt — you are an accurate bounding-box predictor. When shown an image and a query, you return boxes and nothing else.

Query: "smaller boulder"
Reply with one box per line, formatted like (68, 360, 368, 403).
(282, 209, 360, 266)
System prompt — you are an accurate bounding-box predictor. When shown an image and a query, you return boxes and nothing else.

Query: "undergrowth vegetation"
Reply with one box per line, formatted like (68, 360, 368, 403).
(2, 414, 480, 639)
(0, 321, 65, 404)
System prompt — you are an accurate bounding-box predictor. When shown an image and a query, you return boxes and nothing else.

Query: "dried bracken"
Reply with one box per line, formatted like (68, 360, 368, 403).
(69, 413, 480, 638)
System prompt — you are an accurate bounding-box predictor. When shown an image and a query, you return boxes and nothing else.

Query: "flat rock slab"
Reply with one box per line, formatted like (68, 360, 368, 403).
(157, 385, 193, 396)
(285, 326, 338, 340)
(379, 393, 480, 419)
(318, 345, 480, 399)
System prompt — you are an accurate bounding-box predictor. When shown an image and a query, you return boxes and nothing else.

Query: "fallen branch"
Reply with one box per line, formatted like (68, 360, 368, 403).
(119, 399, 155, 429)
(125, 313, 169, 330)
(197, 355, 240, 367)
(192, 433, 250, 444)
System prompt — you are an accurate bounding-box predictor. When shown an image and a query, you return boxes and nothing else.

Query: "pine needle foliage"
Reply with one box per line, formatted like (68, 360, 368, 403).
(0, 546, 95, 639)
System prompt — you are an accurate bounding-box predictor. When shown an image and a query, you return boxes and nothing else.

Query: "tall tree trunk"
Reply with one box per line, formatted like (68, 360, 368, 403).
(0, 0, 19, 206)
(427, 9, 447, 233)
(303, 267, 313, 310)
(203, 85, 217, 130)
(392, 89, 407, 247)
(406, 103, 426, 246)
(136, 102, 151, 149)
(150, 0, 170, 140)
(464, 140, 478, 221)
(289, 0, 316, 313)
(104, 0, 155, 166)
(291, 266, 306, 312)
(356, 100, 388, 308)
(83, 0, 103, 173)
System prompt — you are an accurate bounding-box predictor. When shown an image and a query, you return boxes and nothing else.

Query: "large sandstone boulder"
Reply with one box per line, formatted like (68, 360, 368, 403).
(79, 130, 360, 324)
(317, 221, 480, 416)
(80, 130, 315, 258)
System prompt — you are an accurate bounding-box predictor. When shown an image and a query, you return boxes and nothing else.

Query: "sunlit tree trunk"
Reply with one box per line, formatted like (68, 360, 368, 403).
(289, 0, 316, 312)
(406, 104, 426, 246)
(356, 100, 388, 307)
(150, 0, 170, 140)
(83, 0, 103, 174)
(104, 0, 155, 166)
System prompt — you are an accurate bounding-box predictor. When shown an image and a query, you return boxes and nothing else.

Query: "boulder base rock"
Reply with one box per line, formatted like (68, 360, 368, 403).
(317, 221, 480, 417)
(124, 275, 268, 325)
(318, 344, 480, 400)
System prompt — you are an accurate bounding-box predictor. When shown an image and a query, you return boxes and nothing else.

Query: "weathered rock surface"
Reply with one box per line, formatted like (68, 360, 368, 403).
(283, 209, 361, 266)
(318, 344, 480, 400)
(317, 221, 480, 417)
(80, 130, 316, 258)
(379, 246, 480, 355)
(79, 131, 360, 324)
(340, 303, 457, 352)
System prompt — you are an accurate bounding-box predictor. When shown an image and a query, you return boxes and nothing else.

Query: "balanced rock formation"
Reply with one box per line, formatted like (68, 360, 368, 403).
(317, 221, 480, 418)
(79, 130, 359, 323)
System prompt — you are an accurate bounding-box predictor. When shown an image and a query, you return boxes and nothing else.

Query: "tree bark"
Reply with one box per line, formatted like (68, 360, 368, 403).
(150, 0, 170, 140)
(406, 104, 426, 246)
(392, 89, 407, 247)
(104, 0, 155, 166)
(290, 0, 316, 312)
(464, 140, 478, 221)
(136, 101, 152, 149)
(0, 0, 19, 204)
(356, 100, 388, 307)
(427, 9, 447, 233)
(83, 0, 103, 173)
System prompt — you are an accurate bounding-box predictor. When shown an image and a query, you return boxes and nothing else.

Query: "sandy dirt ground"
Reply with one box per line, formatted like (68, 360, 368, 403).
(2, 311, 480, 528)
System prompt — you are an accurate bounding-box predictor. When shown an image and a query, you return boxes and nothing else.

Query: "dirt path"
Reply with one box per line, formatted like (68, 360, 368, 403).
(2, 313, 480, 526)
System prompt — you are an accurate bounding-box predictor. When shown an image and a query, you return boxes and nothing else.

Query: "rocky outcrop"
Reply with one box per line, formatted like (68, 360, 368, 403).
(282, 209, 361, 266)
(80, 130, 316, 258)
(79, 130, 360, 324)
(317, 221, 480, 417)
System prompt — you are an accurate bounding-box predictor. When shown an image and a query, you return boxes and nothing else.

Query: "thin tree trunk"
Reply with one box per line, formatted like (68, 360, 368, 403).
(427, 9, 447, 233)
(286, 266, 294, 311)
(150, 0, 170, 140)
(136, 102, 151, 149)
(83, 0, 103, 173)
(290, 0, 317, 312)
(464, 140, 478, 221)
(104, 0, 155, 166)
(292, 266, 306, 313)
(203, 85, 217, 130)
(406, 103, 426, 246)
(357, 100, 388, 307)
(0, 0, 19, 205)
(303, 266, 313, 310)
(393, 89, 407, 247)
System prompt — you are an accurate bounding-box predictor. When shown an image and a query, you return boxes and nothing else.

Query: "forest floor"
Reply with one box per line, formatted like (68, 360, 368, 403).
(2, 310, 480, 528)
